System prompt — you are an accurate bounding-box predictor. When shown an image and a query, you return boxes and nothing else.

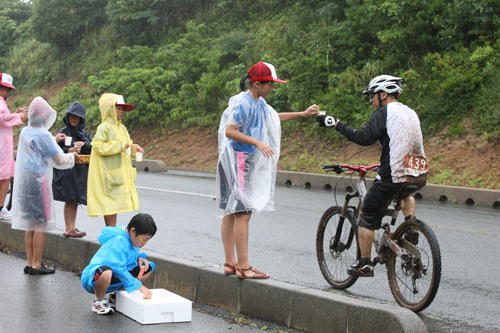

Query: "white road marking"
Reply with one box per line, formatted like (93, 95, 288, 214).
(136, 186, 214, 198)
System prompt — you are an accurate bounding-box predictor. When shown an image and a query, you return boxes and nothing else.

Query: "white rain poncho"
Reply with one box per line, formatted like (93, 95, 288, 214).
(216, 90, 281, 217)
(11, 97, 75, 232)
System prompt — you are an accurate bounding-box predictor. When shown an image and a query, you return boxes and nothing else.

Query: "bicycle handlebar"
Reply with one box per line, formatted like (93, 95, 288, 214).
(322, 163, 380, 175)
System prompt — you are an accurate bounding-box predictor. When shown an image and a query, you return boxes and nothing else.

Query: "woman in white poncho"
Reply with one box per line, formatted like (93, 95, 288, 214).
(12, 97, 79, 275)
(216, 62, 319, 279)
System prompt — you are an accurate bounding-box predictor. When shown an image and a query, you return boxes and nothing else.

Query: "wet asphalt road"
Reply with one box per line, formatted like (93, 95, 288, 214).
(38, 171, 500, 332)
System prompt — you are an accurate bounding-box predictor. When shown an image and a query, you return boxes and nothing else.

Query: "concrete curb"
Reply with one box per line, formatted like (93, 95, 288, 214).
(276, 170, 500, 209)
(0, 220, 427, 333)
(134, 158, 500, 209)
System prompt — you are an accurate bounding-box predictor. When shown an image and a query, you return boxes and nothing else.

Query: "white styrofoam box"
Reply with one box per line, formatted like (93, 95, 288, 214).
(116, 288, 192, 324)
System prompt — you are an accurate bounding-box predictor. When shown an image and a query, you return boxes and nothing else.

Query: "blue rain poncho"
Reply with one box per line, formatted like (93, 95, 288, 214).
(215, 90, 281, 217)
(81, 225, 156, 294)
(11, 97, 75, 232)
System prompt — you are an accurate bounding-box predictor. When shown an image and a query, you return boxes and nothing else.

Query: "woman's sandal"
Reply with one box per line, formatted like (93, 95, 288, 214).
(63, 229, 85, 237)
(236, 266, 270, 279)
(75, 228, 87, 236)
(224, 263, 237, 275)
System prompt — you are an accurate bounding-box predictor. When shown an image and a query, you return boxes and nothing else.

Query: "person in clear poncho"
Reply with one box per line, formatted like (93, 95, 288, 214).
(0, 73, 28, 219)
(87, 94, 144, 227)
(11, 97, 79, 275)
(216, 62, 319, 279)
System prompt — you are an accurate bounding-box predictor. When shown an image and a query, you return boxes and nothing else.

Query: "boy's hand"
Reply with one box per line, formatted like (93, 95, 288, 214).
(137, 257, 149, 271)
(139, 285, 152, 299)
(125, 143, 131, 149)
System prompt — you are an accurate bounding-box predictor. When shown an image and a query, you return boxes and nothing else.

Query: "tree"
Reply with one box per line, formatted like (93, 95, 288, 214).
(30, 0, 108, 52)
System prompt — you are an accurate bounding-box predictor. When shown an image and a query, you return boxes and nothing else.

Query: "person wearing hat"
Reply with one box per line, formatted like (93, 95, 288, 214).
(87, 94, 144, 227)
(216, 62, 319, 279)
(0, 73, 28, 220)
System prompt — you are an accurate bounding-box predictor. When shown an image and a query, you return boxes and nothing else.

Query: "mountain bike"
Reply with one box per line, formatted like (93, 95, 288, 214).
(316, 163, 441, 312)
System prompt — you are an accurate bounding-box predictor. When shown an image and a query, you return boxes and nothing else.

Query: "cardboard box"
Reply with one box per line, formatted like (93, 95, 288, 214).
(116, 288, 192, 324)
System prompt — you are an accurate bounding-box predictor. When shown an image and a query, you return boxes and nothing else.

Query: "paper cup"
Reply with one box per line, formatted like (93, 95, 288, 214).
(136, 152, 143, 162)
(126, 146, 131, 155)
(319, 111, 326, 116)
(65, 136, 72, 146)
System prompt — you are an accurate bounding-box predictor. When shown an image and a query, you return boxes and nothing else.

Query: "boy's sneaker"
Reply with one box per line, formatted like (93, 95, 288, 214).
(108, 292, 116, 308)
(347, 259, 374, 277)
(0, 207, 12, 220)
(92, 299, 114, 315)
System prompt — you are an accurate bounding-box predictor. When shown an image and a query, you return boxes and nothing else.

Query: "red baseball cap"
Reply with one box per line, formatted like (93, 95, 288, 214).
(248, 62, 287, 84)
(115, 96, 135, 111)
(0, 73, 16, 89)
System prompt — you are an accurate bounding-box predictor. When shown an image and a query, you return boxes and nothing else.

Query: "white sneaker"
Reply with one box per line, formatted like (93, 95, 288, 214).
(0, 207, 11, 220)
(92, 299, 114, 315)
(108, 292, 116, 308)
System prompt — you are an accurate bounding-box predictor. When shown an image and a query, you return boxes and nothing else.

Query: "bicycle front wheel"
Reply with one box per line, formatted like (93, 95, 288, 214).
(386, 219, 441, 312)
(316, 206, 359, 289)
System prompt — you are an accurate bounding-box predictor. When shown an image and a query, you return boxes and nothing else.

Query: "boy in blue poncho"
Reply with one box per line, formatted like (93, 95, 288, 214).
(81, 213, 157, 315)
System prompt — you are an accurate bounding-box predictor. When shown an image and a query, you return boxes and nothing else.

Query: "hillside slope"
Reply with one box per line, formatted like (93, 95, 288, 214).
(129, 124, 500, 190)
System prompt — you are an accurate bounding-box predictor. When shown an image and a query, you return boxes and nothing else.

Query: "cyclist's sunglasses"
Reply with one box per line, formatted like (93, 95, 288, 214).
(369, 92, 376, 99)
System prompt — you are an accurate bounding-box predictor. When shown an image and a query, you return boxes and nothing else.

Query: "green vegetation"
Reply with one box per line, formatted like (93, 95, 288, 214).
(2, 0, 500, 189)
(2, 0, 500, 136)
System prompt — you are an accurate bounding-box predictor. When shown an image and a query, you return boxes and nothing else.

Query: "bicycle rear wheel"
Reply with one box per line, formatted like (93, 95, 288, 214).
(316, 206, 359, 289)
(386, 219, 441, 312)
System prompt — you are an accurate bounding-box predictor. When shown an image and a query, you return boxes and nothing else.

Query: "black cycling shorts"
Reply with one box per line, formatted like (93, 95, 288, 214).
(357, 177, 426, 230)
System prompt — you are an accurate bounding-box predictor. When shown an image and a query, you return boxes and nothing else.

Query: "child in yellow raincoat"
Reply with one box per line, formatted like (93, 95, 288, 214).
(87, 94, 144, 227)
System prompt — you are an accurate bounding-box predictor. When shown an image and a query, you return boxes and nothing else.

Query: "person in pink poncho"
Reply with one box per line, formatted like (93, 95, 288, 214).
(0, 73, 28, 220)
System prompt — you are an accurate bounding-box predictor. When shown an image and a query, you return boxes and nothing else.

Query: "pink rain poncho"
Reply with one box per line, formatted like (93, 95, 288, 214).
(11, 97, 75, 232)
(216, 90, 281, 217)
(0, 96, 23, 180)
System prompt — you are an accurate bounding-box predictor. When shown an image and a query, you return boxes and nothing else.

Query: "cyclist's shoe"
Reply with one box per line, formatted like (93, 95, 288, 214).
(404, 229, 419, 245)
(347, 259, 374, 277)
(0, 207, 12, 220)
(92, 299, 115, 315)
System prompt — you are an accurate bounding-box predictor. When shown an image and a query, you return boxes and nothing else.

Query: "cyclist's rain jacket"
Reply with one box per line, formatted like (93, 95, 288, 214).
(11, 97, 75, 231)
(216, 90, 281, 216)
(81, 225, 156, 294)
(0, 96, 23, 180)
(335, 102, 427, 183)
(87, 94, 139, 217)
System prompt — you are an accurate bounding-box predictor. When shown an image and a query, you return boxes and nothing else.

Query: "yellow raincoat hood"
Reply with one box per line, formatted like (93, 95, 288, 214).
(87, 93, 139, 217)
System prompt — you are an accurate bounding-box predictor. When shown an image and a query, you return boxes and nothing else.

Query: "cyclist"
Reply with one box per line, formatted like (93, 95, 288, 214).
(315, 75, 428, 277)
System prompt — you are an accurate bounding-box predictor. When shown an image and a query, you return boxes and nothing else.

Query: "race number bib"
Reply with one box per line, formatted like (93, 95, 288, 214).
(404, 155, 428, 172)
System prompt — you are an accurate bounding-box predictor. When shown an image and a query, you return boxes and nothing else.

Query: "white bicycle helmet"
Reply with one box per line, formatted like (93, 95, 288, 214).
(363, 75, 403, 95)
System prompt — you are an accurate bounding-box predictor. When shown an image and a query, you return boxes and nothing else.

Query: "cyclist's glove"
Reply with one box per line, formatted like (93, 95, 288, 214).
(315, 115, 338, 127)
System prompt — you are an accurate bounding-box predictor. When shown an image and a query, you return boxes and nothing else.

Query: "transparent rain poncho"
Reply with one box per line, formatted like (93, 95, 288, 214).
(11, 97, 75, 232)
(216, 91, 281, 217)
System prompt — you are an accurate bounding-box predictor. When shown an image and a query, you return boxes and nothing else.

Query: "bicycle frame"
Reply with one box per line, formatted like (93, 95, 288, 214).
(326, 164, 420, 266)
